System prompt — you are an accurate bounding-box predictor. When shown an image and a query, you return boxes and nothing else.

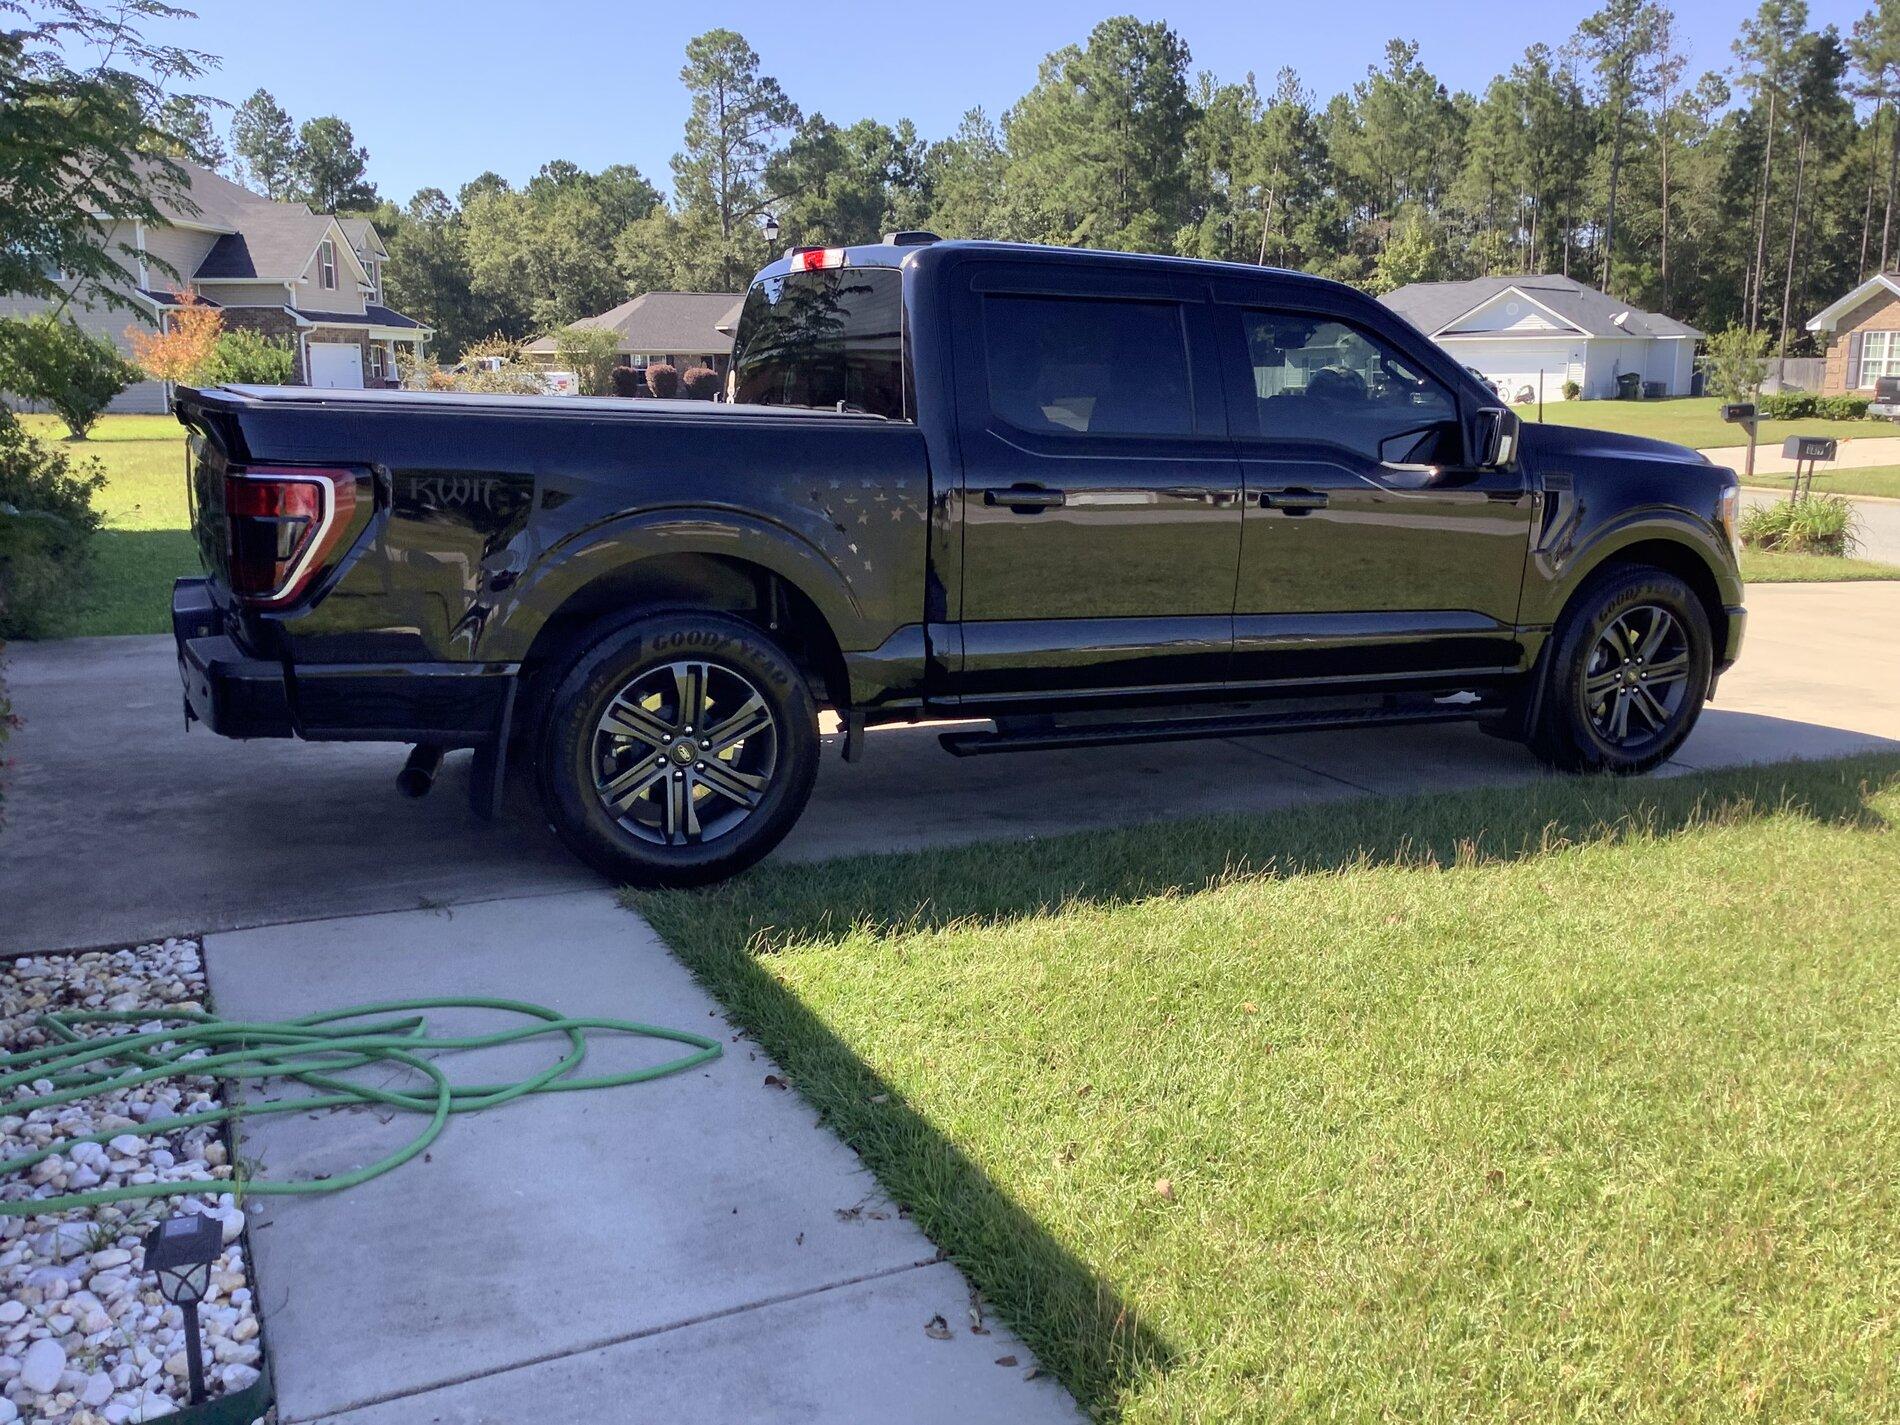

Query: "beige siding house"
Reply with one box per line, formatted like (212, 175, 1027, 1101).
(1805, 274, 1900, 394)
(2, 161, 429, 412)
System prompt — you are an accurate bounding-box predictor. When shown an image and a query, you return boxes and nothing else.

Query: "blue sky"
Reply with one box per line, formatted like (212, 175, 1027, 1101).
(155, 0, 1870, 205)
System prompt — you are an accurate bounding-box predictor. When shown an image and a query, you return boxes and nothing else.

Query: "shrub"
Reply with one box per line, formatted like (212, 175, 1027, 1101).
(610, 366, 644, 398)
(1561, 379, 1581, 401)
(0, 315, 141, 439)
(553, 327, 621, 397)
(125, 290, 223, 387)
(1739, 494, 1859, 556)
(1700, 326, 1771, 402)
(200, 328, 295, 386)
(645, 362, 679, 399)
(0, 411, 105, 638)
(458, 334, 524, 365)
(1757, 390, 1814, 420)
(681, 365, 720, 400)
(1816, 394, 1871, 420)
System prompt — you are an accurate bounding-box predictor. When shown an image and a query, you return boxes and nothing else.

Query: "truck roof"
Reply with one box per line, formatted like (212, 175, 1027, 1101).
(749, 236, 1347, 297)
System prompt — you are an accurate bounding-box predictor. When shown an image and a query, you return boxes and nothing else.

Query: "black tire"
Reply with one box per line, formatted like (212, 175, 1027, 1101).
(1529, 566, 1712, 775)
(537, 612, 819, 886)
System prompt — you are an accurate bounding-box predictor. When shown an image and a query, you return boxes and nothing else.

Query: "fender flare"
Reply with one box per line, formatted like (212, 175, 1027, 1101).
(473, 506, 871, 664)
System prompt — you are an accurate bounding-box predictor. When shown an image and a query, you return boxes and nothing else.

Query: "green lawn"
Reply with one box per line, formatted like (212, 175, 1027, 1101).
(1519, 395, 1894, 453)
(1736, 465, 1900, 501)
(18, 412, 195, 637)
(1741, 547, 1900, 582)
(634, 756, 1900, 1424)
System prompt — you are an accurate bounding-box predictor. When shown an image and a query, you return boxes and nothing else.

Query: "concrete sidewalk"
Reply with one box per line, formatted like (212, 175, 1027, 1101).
(1700, 435, 1900, 473)
(4, 581, 1897, 955)
(206, 892, 1080, 1424)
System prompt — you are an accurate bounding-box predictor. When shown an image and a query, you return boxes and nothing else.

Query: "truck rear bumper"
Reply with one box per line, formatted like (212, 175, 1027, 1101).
(173, 578, 517, 744)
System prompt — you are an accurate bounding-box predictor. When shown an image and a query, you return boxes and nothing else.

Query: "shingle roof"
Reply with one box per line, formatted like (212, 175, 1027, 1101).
(524, 291, 743, 354)
(136, 157, 297, 231)
(290, 304, 429, 332)
(1379, 274, 1700, 340)
(336, 216, 385, 255)
(194, 207, 338, 281)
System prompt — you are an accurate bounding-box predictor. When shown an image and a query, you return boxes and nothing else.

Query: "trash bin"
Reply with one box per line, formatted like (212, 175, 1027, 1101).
(1616, 372, 1643, 400)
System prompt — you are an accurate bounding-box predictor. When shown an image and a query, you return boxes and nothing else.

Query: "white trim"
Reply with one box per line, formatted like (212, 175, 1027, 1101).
(1806, 273, 1900, 333)
(1435, 285, 1588, 338)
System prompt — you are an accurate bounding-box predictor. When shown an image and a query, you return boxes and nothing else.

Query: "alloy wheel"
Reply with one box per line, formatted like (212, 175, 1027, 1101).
(1582, 604, 1693, 748)
(591, 661, 779, 846)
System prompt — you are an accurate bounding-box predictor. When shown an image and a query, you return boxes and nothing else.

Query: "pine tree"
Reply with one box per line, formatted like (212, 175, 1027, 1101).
(229, 89, 297, 199)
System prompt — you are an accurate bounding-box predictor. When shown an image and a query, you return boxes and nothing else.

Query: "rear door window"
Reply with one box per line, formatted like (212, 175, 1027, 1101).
(982, 295, 1193, 437)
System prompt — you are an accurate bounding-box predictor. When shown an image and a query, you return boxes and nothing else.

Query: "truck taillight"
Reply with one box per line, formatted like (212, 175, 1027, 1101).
(225, 466, 357, 606)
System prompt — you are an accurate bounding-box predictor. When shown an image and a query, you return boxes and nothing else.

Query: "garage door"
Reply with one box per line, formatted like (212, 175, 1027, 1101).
(307, 342, 364, 390)
(1443, 340, 1577, 406)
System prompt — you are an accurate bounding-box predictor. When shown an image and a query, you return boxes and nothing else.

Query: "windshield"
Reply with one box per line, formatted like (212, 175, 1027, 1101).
(729, 266, 904, 418)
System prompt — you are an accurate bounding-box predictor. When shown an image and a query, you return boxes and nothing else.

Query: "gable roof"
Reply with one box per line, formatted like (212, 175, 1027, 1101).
(1380, 274, 1700, 340)
(336, 216, 387, 257)
(1807, 273, 1900, 332)
(524, 291, 744, 355)
(195, 209, 370, 286)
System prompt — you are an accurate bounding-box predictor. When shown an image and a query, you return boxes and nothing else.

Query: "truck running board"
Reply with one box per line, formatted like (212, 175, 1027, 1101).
(937, 699, 1486, 757)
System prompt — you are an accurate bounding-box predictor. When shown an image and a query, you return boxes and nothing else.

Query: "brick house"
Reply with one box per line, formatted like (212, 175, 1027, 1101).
(1805, 274, 1900, 394)
(1, 160, 429, 412)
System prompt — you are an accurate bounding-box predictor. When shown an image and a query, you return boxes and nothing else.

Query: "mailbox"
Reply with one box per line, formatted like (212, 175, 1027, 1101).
(1781, 436, 1837, 462)
(1721, 402, 1757, 423)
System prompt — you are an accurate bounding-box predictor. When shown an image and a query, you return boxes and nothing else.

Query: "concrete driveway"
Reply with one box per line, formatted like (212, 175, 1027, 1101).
(4, 581, 1896, 957)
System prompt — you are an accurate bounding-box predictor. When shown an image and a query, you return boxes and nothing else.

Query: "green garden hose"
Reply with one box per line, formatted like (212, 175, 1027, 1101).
(0, 997, 722, 1216)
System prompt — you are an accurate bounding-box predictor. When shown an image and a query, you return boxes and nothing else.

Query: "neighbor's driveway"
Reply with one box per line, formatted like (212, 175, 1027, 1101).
(3, 581, 1895, 957)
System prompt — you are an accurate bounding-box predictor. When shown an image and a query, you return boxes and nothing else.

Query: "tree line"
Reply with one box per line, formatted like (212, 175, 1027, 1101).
(134, 4, 1900, 361)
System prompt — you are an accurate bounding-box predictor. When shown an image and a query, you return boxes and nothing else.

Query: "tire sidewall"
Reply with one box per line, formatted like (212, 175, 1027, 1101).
(538, 612, 819, 885)
(1543, 569, 1712, 773)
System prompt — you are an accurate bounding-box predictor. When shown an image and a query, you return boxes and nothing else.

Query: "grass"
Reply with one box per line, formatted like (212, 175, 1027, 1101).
(1518, 395, 1893, 454)
(1742, 547, 1900, 582)
(17, 412, 194, 638)
(1733, 465, 1900, 501)
(633, 756, 1900, 1424)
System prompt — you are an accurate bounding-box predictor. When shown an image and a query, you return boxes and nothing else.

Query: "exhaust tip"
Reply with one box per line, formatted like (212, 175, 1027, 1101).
(397, 744, 445, 799)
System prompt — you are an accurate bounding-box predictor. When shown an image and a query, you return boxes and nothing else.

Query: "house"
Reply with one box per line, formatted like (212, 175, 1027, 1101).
(1378, 275, 1700, 404)
(1, 160, 430, 411)
(524, 291, 743, 376)
(1804, 273, 1900, 394)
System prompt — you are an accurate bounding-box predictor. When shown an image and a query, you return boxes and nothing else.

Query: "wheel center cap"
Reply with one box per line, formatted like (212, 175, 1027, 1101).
(671, 742, 697, 766)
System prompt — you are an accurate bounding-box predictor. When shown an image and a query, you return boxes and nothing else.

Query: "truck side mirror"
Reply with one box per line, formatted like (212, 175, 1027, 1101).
(1472, 406, 1516, 470)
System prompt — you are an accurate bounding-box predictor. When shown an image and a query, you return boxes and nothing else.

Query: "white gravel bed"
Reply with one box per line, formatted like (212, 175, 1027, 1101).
(2, 941, 262, 1423)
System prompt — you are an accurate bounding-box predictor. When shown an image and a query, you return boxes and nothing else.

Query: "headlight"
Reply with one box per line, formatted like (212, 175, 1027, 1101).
(1717, 484, 1741, 558)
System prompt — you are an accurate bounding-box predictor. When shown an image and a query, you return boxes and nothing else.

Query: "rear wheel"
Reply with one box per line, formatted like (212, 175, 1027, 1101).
(538, 613, 819, 886)
(1530, 567, 1712, 774)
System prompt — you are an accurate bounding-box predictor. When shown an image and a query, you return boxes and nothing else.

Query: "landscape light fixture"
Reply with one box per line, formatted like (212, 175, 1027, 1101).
(144, 1212, 222, 1404)
(763, 212, 780, 247)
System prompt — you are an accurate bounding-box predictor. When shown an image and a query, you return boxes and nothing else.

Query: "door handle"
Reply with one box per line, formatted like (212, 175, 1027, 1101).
(979, 485, 1066, 513)
(1260, 488, 1328, 513)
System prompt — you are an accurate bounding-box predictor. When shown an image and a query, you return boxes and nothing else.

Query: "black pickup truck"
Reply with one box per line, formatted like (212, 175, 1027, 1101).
(172, 235, 1745, 884)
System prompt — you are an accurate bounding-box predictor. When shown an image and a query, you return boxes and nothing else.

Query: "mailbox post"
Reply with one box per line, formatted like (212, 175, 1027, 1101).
(1781, 435, 1837, 502)
(1720, 402, 1759, 480)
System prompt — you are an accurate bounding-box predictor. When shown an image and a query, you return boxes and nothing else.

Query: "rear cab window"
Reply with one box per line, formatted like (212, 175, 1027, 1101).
(730, 267, 905, 418)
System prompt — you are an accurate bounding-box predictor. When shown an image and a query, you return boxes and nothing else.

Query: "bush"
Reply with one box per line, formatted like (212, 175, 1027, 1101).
(1561, 379, 1581, 401)
(681, 365, 720, 400)
(553, 327, 621, 397)
(1817, 394, 1871, 420)
(1739, 494, 1859, 557)
(200, 327, 295, 385)
(609, 366, 644, 398)
(0, 315, 141, 439)
(1757, 391, 1814, 419)
(0, 411, 104, 638)
(125, 290, 222, 387)
(645, 362, 679, 399)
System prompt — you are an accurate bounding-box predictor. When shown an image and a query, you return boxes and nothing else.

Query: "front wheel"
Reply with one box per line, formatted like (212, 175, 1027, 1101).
(1530, 567, 1713, 775)
(538, 613, 820, 886)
